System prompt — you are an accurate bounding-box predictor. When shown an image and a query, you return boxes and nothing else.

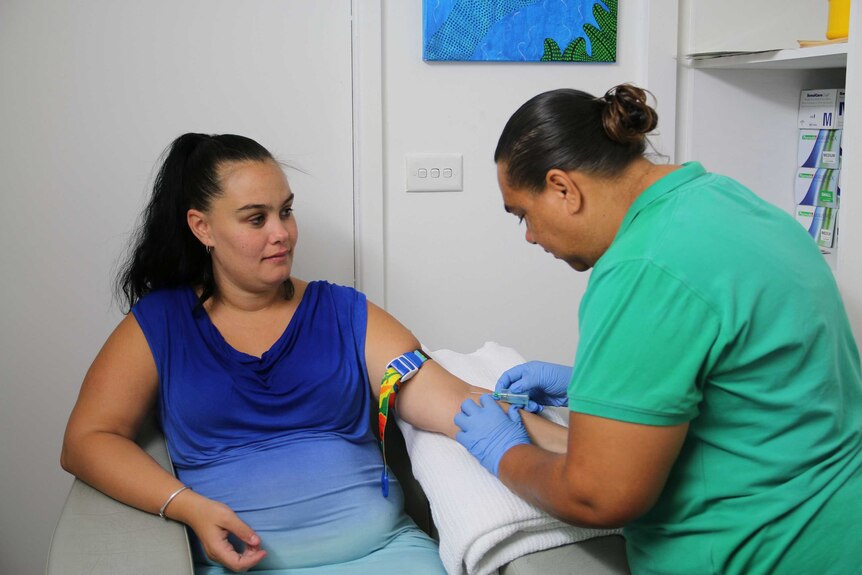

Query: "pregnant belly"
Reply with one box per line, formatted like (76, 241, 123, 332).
(178, 435, 411, 569)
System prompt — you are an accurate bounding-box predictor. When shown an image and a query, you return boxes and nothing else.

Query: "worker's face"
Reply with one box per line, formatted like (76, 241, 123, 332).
(497, 162, 595, 272)
(187, 159, 298, 292)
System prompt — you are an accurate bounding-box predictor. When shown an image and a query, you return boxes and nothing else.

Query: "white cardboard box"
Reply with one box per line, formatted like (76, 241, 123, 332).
(797, 129, 842, 168)
(795, 205, 838, 248)
(795, 167, 840, 207)
(798, 89, 845, 129)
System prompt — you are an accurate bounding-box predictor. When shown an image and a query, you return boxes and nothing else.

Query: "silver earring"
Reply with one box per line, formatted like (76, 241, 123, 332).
(206, 245, 212, 255)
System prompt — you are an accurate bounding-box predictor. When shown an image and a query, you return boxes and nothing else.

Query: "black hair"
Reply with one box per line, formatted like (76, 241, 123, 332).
(116, 133, 294, 312)
(494, 84, 658, 192)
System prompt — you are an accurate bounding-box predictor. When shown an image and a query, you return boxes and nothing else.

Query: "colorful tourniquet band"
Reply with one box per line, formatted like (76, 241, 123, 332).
(378, 349, 429, 497)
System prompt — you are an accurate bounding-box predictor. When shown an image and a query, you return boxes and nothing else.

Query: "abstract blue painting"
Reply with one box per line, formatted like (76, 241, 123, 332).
(423, 0, 617, 62)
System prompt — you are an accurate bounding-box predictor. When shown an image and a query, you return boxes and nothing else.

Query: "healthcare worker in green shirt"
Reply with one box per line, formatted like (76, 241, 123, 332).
(454, 84, 862, 575)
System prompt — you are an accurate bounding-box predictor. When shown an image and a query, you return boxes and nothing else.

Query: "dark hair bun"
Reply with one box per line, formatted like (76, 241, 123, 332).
(600, 84, 658, 146)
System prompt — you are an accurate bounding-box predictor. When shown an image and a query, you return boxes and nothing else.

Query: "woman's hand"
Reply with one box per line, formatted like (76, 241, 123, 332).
(173, 491, 267, 573)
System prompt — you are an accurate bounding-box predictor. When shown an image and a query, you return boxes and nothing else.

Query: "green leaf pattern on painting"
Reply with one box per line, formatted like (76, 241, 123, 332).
(541, 38, 562, 61)
(540, 0, 617, 62)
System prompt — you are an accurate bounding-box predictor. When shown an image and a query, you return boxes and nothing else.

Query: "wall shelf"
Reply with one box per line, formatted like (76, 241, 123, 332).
(678, 0, 861, 338)
(686, 43, 848, 70)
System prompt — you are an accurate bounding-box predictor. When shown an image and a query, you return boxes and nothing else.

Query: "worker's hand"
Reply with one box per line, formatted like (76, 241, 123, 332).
(176, 492, 267, 573)
(454, 394, 531, 476)
(496, 361, 572, 407)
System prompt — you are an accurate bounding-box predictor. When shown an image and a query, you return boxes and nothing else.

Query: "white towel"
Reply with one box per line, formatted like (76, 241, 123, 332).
(396, 342, 621, 575)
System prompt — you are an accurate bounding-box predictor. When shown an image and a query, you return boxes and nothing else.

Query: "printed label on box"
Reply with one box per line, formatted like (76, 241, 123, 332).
(798, 89, 845, 129)
(797, 129, 842, 168)
(795, 168, 840, 207)
(818, 206, 837, 248)
(795, 205, 837, 249)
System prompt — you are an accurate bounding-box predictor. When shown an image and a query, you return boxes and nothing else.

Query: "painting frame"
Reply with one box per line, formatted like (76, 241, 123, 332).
(422, 0, 618, 63)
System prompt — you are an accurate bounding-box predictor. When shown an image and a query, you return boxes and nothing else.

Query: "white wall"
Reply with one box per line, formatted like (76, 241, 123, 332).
(0, 2, 355, 573)
(381, 1, 679, 363)
(680, 66, 846, 213)
(0, 1, 681, 573)
(687, 0, 826, 53)
(838, 0, 862, 342)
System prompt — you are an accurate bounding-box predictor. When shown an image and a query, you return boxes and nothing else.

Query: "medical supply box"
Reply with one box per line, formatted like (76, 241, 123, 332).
(798, 89, 845, 129)
(795, 168, 840, 207)
(795, 205, 837, 248)
(797, 129, 842, 169)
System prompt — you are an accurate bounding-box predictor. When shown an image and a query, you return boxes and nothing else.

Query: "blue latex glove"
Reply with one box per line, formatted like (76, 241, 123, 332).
(521, 399, 544, 414)
(496, 361, 572, 407)
(454, 394, 531, 477)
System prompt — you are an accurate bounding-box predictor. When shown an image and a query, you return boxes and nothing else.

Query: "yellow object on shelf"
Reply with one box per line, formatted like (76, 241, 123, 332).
(827, 0, 850, 40)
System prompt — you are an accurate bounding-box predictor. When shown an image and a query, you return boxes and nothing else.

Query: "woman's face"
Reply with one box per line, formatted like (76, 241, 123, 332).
(497, 162, 597, 272)
(192, 159, 298, 294)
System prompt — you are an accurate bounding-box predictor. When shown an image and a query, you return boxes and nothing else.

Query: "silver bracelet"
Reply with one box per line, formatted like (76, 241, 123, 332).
(158, 485, 191, 520)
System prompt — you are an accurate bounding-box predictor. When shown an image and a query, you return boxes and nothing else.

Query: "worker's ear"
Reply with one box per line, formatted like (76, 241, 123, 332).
(187, 209, 214, 249)
(545, 169, 583, 215)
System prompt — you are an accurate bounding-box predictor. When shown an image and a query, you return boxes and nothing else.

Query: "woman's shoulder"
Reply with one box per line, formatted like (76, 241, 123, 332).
(304, 279, 364, 300)
(132, 286, 195, 316)
(301, 281, 368, 317)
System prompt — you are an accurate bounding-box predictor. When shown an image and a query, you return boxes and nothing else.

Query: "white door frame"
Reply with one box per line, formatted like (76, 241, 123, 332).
(351, 0, 386, 306)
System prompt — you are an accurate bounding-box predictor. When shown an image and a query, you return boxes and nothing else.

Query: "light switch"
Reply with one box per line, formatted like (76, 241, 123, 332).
(406, 154, 463, 192)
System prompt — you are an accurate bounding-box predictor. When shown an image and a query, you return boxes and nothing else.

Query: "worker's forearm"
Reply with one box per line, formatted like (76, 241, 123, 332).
(61, 431, 184, 516)
(519, 411, 568, 453)
(497, 443, 615, 528)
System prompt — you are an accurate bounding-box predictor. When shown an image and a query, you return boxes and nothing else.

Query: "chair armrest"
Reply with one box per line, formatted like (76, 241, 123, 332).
(500, 535, 630, 575)
(47, 415, 194, 575)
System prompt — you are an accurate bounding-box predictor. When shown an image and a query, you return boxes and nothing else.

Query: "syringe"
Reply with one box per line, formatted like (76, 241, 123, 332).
(469, 388, 530, 407)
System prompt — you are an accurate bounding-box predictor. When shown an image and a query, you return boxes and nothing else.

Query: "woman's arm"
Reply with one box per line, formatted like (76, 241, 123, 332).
(61, 314, 266, 572)
(364, 301, 567, 452)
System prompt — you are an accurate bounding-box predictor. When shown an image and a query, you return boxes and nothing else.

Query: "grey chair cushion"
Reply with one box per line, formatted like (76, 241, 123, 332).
(500, 535, 630, 575)
(46, 414, 194, 575)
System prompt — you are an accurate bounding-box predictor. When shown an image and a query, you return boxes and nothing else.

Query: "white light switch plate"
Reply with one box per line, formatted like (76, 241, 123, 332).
(405, 153, 463, 192)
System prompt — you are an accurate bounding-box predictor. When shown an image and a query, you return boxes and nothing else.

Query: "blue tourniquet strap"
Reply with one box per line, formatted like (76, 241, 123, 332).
(388, 350, 429, 381)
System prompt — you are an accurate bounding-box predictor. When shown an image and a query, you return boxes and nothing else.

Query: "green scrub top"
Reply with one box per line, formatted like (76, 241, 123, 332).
(569, 162, 862, 574)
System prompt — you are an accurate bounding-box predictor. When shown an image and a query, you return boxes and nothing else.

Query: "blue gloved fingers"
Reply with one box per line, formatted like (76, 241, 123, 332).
(454, 411, 469, 431)
(495, 364, 527, 394)
(454, 392, 531, 476)
(497, 361, 572, 407)
(459, 397, 481, 415)
(454, 395, 491, 430)
(506, 404, 523, 422)
(496, 361, 552, 397)
(454, 399, 484, 437)
(524, 400, 543, 414)
(480, 393, 501, 410)
(454, 406, 475, 431)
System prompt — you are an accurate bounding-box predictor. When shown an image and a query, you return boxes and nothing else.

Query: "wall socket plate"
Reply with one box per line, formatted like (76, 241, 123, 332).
(405, 153, 462, 192)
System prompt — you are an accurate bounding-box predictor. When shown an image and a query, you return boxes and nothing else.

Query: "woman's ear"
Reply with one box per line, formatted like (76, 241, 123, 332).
(187, 209, 212, 248)
(546, 169, 583, 215)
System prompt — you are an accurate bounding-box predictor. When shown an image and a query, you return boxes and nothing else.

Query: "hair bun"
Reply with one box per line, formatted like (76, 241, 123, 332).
(600, 84, 658, 145)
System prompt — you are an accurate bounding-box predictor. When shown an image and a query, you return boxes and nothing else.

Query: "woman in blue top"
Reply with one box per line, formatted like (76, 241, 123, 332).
(454, 85, 862, 574)
(60, 133, 563, 574)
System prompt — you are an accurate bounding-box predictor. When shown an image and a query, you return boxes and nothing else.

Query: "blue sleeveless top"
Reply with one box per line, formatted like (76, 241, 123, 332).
(132, 282, 444, 574)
